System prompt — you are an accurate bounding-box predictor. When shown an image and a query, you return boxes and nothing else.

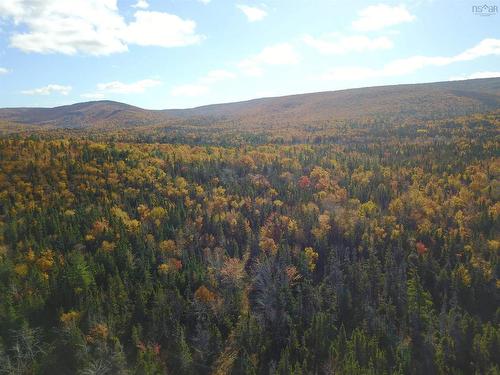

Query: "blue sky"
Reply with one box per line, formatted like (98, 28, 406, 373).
(0, 0, 499, 109)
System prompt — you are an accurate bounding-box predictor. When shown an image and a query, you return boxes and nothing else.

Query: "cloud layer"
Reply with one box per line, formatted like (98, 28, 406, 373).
(239, 43, 299, 76)
(132, 0, 149, 9)
(22, 84, 72, 96)
(303, 34, 393, 55)
(0, 0, 203, 55)
(322, 38, 500, 81)
(171, 69, 236, 97)
(81, 79, 161, 98)
(237, 5, 267, 22)
(352, 4, 415, 31)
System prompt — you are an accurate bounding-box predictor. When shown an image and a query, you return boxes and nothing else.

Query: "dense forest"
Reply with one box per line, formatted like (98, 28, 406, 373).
(0, 109, 499, 374)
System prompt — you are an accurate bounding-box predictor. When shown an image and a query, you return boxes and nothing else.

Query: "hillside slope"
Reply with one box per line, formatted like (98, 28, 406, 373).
(0, 101, 164, 129)
(1, 78, 499, 129)
(165, 78, 500, 124)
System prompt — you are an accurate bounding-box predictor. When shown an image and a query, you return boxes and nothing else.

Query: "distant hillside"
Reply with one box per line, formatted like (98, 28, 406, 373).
(164, 78, 500, 125)
(0, 101, 165, 129)
(1, 78, 499, 129)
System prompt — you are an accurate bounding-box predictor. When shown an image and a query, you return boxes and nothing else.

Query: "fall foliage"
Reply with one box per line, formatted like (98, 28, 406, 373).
(0, 109, 498, 374)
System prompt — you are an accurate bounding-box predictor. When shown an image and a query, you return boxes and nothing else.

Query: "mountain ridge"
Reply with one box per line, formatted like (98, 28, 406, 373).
(1, 78, 499, 129)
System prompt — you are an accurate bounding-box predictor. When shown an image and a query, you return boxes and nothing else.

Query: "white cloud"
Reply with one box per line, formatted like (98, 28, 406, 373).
(322, 38, 500, 80)
(384, 38, 500, 75)
(198, 0, 211, 4)
(237, 5, 267, 22)
(125, 11, 203, 48)
(22, 84, 72, 96)
(449, 71, 500, 81)
(81, 79, 161, 98)
(171, 69, 236, 97)
(303, 34, 393, 55)
(239, 43, 299, 76)
(200, 69, 236, 84)
(171, 84, 209, 97)
(352, 4, 415, 31)
(0, 67, 8, 74)
(455, 38, 500, 61)
(132, 0, 149, 9)
(96, 79, 161, 94)
(0, 0, 203, 55)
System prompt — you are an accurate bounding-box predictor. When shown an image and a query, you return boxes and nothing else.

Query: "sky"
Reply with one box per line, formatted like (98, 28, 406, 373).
(0, 0, 499, 109)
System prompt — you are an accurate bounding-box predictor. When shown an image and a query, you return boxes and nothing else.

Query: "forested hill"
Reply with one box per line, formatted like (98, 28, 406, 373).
(0, 101, 160, 129)
(0, 77, 499, 374)
(1, 77, 499, 129)
(164, 77, 500, 124)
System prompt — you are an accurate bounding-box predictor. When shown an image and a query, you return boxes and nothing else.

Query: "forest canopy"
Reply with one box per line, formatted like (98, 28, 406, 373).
(0, 109, 499, 374)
